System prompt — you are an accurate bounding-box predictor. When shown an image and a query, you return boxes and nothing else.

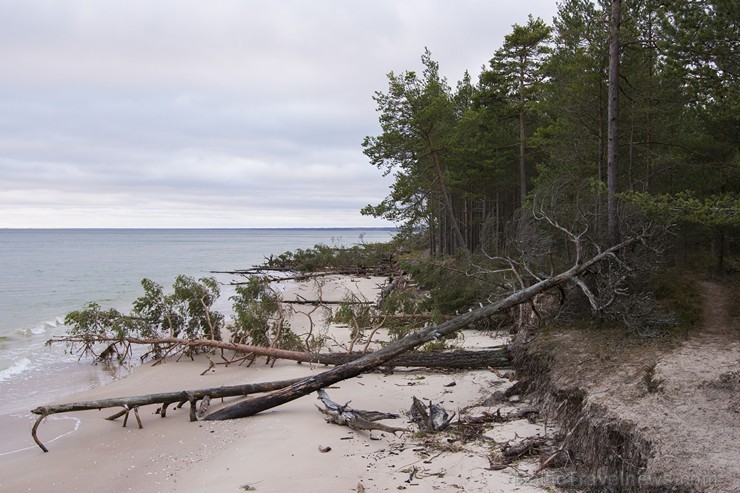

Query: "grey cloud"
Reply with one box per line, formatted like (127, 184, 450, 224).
(0, 0, 557, 228)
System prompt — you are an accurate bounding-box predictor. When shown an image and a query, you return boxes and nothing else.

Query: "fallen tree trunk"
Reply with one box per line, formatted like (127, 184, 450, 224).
(204, 235, 640, 421)
(29, 349, 506, 452)
(315, 349, 510, 369)
(225, 269, 385, 284)
(281, 298, 374, 306)
(31, 378, 301, 418)
(30, 377, 302, 452)
(48, 334, 509, 369)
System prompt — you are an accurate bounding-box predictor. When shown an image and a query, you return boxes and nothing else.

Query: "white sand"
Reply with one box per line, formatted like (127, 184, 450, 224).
(0, 275, 553, 493)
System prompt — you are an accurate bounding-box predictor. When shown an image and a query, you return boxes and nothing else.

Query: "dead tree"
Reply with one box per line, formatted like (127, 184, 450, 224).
(30, 378, 302, 452)
(204, 234, 642, 421)
(32, 233, 645, 452)
(48, 334, 510, 369)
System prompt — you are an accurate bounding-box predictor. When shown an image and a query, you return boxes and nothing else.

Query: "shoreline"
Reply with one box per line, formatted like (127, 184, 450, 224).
(1, 274, 553, 492)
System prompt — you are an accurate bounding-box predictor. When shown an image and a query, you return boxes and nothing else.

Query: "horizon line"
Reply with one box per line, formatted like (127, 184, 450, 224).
(0, 226, 397, 231)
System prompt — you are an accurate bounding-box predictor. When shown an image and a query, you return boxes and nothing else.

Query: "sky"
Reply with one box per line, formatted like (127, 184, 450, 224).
(0, 0, 558, 229)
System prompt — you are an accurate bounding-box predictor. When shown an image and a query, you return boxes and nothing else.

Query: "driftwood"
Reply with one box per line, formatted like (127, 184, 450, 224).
(409, 397, 455, 432)
(378, 274, 402, 304)
(461, 406, 539, 426)
(501, 436, 548, 460)
(488, 437, 550, 470)
(29, 345, 508, 452)
(30, 378, 302, 452)
(225, 269, 385, 284)
(316, 389, 406, 434)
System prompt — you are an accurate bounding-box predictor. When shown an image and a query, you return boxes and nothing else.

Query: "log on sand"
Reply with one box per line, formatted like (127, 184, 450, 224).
(29, 348, 508, 451)
(30, 378, 302, 452)
(313, 349, 510, 369)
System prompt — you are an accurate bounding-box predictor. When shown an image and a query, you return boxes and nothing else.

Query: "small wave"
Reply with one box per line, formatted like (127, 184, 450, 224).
(13, 316, 67, 337)
(0, 357, 33, 382)
(31, 325, 48, 335)
(13, 325, 47, 336)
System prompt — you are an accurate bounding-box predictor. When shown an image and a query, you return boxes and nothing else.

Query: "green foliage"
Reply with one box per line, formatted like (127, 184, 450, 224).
(362, 49, 470, 253)
(626, 191, 739, 272)
(65, 303, 129, 340)
(625, 191, 740, 228)
(485, 15, 552, 108)
(360, 0, 737, 274)
(129, 276, 223, 341)
(401, 255, 493, 315)
(266, 241, 396, 273)
(64, 276, 224, 361)
(172, 275, 223, 340)
(380, 288, 427, 318)
(230, 276, 295, 349)
(420, 339, 457, 352)
(332, 300, 374, 341)
(131, 279, 182, 339)
(658, 0, 739, 134)
(649, 269, 703, 334)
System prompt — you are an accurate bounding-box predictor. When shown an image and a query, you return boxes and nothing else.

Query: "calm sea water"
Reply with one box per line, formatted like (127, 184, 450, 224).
(0, 228, 393, 419)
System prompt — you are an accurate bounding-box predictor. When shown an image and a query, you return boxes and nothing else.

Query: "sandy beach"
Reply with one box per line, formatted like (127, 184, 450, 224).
(0, 275, 554, 493)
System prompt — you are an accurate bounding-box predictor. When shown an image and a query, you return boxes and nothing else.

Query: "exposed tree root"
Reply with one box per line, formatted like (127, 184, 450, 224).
(316, 389, 407, 434)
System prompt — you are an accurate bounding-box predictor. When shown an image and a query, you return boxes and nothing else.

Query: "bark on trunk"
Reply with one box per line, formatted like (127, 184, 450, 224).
(314, 349, 510, 369)
(519, 59, 527, 207)
(607, 0, 622, 246)
(429, 144, 467, 251)
(32, 379, 301, 418)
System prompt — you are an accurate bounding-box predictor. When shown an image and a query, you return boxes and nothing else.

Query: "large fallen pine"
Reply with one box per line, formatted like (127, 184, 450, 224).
(48, 335, 510, 370)
(30, 235, 640, 451)
(203, 235, 639, 421)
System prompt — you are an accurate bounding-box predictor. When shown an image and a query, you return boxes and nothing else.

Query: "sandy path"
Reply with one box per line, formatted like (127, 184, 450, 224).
(642, 281, 740, 491)
(547, 280, 740, 491)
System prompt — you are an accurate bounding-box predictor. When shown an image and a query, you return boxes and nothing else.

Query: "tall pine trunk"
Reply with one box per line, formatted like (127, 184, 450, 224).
(519, 57, 527, 207)
(607, 0, 622, 246)
(429, 146, 467, 252)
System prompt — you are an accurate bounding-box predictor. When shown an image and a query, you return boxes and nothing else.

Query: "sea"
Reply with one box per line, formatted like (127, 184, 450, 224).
(0, 228, 394, 456)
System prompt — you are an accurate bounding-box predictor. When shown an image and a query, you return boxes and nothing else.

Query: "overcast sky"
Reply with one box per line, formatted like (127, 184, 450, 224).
(0, 1, 558, 228)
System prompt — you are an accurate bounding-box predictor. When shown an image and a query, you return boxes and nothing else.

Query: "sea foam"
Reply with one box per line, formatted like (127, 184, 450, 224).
(0, 357, 32, 382)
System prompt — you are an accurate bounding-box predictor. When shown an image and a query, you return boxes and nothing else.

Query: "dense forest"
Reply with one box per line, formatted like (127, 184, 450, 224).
(362, 0, 738, 272)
